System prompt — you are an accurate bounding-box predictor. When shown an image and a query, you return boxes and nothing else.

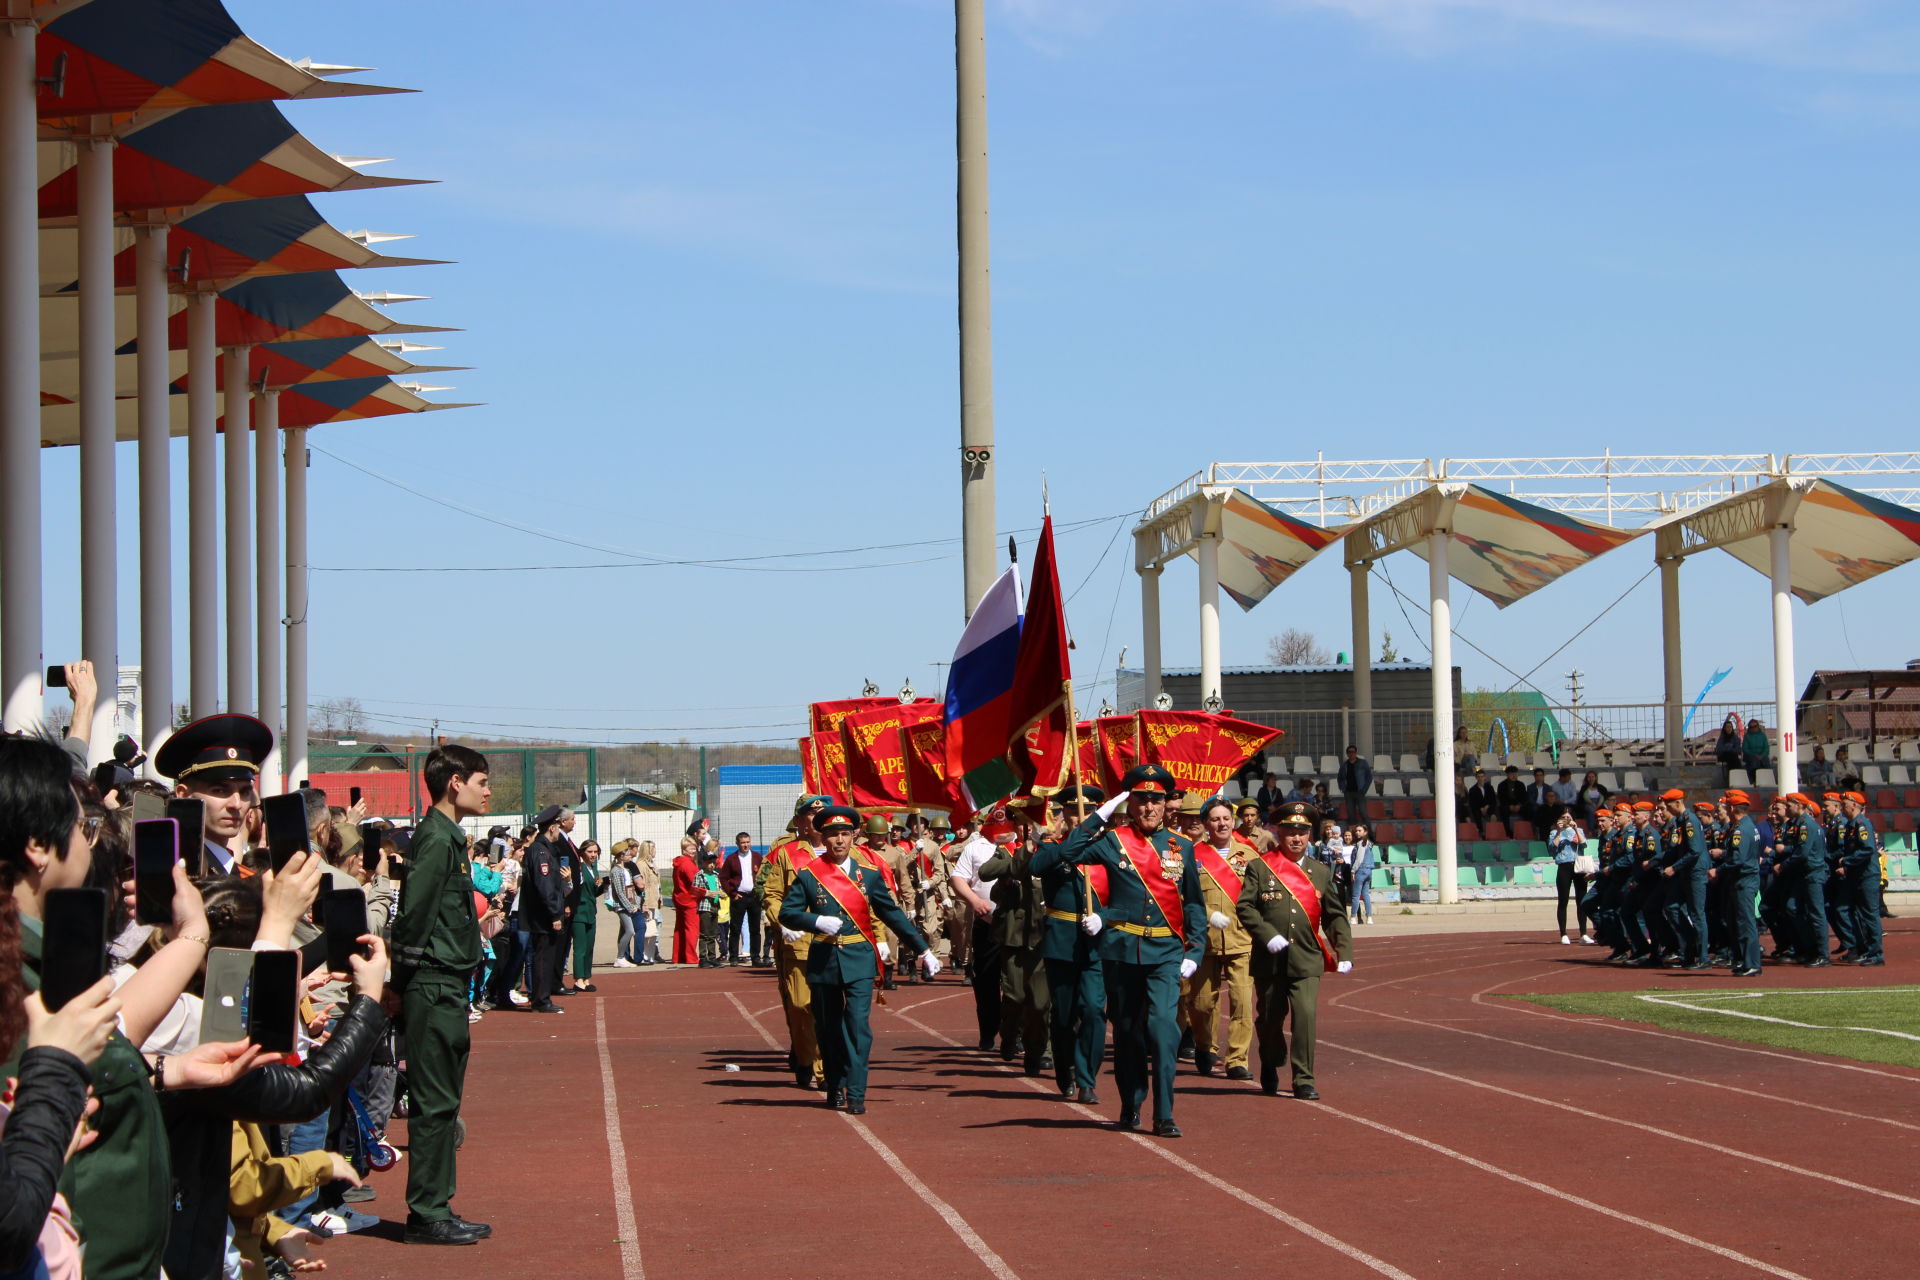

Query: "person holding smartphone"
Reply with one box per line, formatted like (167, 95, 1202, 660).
(390, 744, 493, 1246)
(155, 714, 275, 877)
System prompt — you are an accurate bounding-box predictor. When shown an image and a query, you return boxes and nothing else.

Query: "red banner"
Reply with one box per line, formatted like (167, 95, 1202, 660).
(903, 716, 967, 822)
(1136, 710, 1283, 797)
(810, 698, 895, 736)
(1094, 716, 1141, 789)
(805, 730, 851, 804)
(1073, 722, 1112, 795)
(840, 700, 938, 812)
(1008, 515, 1073, 797)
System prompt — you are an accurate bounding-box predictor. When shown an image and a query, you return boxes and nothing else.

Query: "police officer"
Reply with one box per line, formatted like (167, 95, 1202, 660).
(518, 806, 569, 1012)
(155, 713, 275, 876)
(1052, 764, 1206, 1137)
(778, 806, 938, 1114)
(1834, 791, 1885, 965)
(1719, 790, 1764, 977)
(1030, 786, 1107, 1102)
(1235, 801, 1353, 1100)
(756, 794, 831, 1088)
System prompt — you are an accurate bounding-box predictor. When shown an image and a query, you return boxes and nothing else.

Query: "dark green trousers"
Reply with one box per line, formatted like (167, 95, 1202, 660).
(1043, 956, 1105, 1093)
(1254, 968, 1321, 1089)
(1107, 960, 1181, 1123)
(998, 945, 1050, 1070)
(401, 970, 470, 1221)
(571, 917, 597, 979)
(810, 975, 876, 1103)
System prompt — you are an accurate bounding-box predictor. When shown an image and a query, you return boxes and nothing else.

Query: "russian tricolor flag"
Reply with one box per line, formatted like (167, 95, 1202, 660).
(943, 565, 1024, 813)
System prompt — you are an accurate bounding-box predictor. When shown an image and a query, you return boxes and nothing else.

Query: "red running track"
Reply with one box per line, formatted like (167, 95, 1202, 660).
(325, 921, 1918, 1279)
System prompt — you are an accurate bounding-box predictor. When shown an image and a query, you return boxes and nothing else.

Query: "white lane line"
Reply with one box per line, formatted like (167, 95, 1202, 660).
(1321, 1036, 1920, 1210)
(1321, 1108, 1812, 1280)
(724, 990, 1022, 1279)
(838, 1115, 1022, 1280)
(883, 1007, 1419, 1280)
(594, 999, 647, 1280)
(1636, 991, 1920, 1042)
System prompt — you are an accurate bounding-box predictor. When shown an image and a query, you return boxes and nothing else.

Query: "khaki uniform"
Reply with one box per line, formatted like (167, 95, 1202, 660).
(1183, 838, 1257, 1070)
(912, 837, 952, 957)
(941, 846, 974, 966)
(757, 832, 823, 1085)
(1235, 852, 1353, 1091)
(1238, 823, 1278, 854)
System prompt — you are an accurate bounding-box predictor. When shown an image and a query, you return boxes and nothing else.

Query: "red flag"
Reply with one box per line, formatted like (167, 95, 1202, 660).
(1007, 515, 1073, 795)
(841, 700, 938, 811)
(1136, 710, 1283, 797)
(1094, 715, 1141, 787)
(811, 698, 893, 736)
(806, 730, 851, 803)
(902, 714, 968, 823)
(1074, 721, 1114, 794)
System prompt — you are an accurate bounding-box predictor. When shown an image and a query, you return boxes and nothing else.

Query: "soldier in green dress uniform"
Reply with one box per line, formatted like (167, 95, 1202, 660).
(1054, 764, 1206, 1138)
(779, 806, 938, 1114)
(979, 797, 1052, 1077)
(1234, 801, 1353, 1100)
(1026, 786, 1108, 1102)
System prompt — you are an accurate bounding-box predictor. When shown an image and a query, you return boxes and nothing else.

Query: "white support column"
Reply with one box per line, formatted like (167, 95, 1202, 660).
(136, 223, 173, 767)
(1658, 546, 1683, 768)
(222, 345, 253, 714)
(186, 294, 219, 716)
(256, 391, 283, 794)
(1769, 526, 1799, 797)
(0, 21, 41, 732)
(1350, 560, 1373, 758)
(1196, 531, 1222, 709)
(282, 421, 309, 791)
(1429, 530, 1458, 905)
(1139, 562, 1163, 706)
(76, 133, 118, 760)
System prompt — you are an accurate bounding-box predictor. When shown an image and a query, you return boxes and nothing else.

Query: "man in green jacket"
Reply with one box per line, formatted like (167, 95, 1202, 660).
(392, 744, 493, 1245)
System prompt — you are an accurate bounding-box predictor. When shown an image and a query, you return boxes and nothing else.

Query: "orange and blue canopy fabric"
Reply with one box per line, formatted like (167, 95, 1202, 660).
(38, 333, 459, 407)
(37, 373, 466, 446)
(134, 272, 449, 352)
(1407, 485, 1643, 608)
(1208, 489, 1346, 611)
(1706, 479, 1920, 604)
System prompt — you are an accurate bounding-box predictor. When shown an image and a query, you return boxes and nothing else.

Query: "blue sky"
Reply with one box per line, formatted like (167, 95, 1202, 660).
(35, 0, 1920, 749)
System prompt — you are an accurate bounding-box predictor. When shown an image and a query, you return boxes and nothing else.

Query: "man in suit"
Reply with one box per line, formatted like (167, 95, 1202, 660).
(1235, 801, 1353, 1100)
(721, 831, 763, 965)
(1464, 768, 1497, 836)
(1336, 746, 1373, 826)
(779, 805, 938, 1114)
(1526, 768, 1561, 833)
(1495, 766, 1528, 830)
(519, 806, 570, 1013)
(1046, 764, 1207, 1138)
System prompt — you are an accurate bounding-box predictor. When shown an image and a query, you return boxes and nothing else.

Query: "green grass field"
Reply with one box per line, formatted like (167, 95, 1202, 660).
(1507, 986, 1920, 1069)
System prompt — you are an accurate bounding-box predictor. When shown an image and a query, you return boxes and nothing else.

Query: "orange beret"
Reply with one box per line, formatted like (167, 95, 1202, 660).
(1844, 791, 1867, 804)
(1822, 791, 1842, 801)
(1723, 790, 1750, 806)
(1692, 801, 1715, 812)
(1659, 788, 1686, 802)
(1632, 801, 1655, 811)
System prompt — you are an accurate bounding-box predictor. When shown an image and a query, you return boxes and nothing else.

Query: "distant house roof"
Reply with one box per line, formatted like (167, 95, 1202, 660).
(581, 785, 687, 813)
(335, 744, 408, 772)
(1801, 669, 1920, 735)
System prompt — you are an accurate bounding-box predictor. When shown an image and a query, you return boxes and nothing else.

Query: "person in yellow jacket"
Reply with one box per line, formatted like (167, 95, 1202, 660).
(230, 1120, 360, 1271)
(1183, 797, 1258, 1080)
(756, 795, 830, 1088)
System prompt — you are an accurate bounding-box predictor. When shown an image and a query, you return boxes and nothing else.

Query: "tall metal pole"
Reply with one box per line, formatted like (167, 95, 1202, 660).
(1428, 531, 1458, 905)
(223, 344, 254, 713)
(260, 394, 286, 793)
(1139, 562, 1163, 706)
(135, 223, 174, 767)
(1196, 530, 1222, 709)
(76, 133, 118, 759)
(1769, 525, 1799, 797)
(186, 294, 220, 716)
(0, 21, 41, 732)
(955, 0, 996, 617)
(1657, 539, 1683, 768)
(1349, 560, 1373, 758)
(282, 418, 309, 793)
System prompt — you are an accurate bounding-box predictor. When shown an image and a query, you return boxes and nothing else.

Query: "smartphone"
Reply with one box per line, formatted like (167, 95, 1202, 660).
(131, 790, 166, 824)
(246, 948, 299, 1054)
(200, 947, 254, 1044)
(46, 664, 67, 689)
(358, 822, 384, 866)
(132, 818, 179, 926)
(261, 793, 309, 872)
(349, 786, 362, 807)
(322, 889, 372, 973)
(167, 798, 206, 878)
(40, 887, 108, 1012)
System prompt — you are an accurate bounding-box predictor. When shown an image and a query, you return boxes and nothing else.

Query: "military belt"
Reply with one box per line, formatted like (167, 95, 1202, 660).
(1045, 909, 1081, 923)
(1112, 922, 1174, 938)
(818, 933, 868, 946)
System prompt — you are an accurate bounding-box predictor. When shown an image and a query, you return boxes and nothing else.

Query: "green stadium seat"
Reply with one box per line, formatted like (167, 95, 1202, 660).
(1510, 866, 1540, 887)
(1385, 845, 1410, 864)
(1502, 842, 1531, 863)
(1415, 843, 1437, 862)
(1456, 865, 1482, 886)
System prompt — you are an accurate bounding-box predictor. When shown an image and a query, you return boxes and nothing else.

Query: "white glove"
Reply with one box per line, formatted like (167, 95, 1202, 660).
(779, 927, 804, 943)
(1095, 791, 1130, 823)
(1080, 914, 1104, 936)
(1266, 934, 1290, 955)
(1179, 958, 1198, 980)
(1208, 911, 1230, 931)
(814, 915, 844, 936)
(1336, 960, 1353, 974)
(920, 952, 943, 978)
(877, 941, 891, 963)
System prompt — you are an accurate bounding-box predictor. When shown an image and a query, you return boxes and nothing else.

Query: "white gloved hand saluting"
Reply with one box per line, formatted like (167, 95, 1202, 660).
(1095, 791, 1130, 823)
(877, 941, 891, 963)
(1208, 911, 1230, 931)
(1080, 914, 1104, 936)
(1266, 934, 1290, 955)
(921, 952, 943, 978)
(1179, 957, 1199, 980)
(1336, 960, 1353, 974)
(813, 915, 844, 936)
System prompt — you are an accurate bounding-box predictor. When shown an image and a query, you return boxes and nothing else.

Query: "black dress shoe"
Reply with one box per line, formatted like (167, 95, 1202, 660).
(404, 1218, 485, 1246)
(845, 1101, 866, 1116)
(1195, 1050, 1216, 1076)
(1293, 1082, 1321, 1101)
(531, 1002, 564, 1013)
(1682, 961, 1711, 970)
(1857, 956, 1885, 966)
(1803, 959, 1832, 969)
(1153, 1119, 1182, 1138)
(1225, 1065, 1252, 1082)
(1731, 967, 1760, 977)
(450, 1216, 492, 1238)
(1073, 1086, 1100, 1106)
(1261, 1067, 1280, 1096)
(1117, 1110, 1140, 1131)
(1001, 1039, 1024, 1062)
(826, 1089, 844, 1110)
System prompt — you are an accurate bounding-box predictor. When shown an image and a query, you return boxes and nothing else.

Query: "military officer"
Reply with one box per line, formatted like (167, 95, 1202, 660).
(1184, 796, 1257, 1080)
(1834, 791, 1885, 965)
(155, 712, 275, 877)
(1235, 801, 1353, 1100)
(756, 794, 831, 1087)
(519, 806, 570, 1012)
(1236, 800, 1277, 854)
(980, 797, 1053, 1076)
(1029, 786, 1108, 1102)
(778, 806, 938, 1114)
(1656, 788, 1710, 970)
(1052, 764, 1206, 1138)
(1719, 790, 1764, 976)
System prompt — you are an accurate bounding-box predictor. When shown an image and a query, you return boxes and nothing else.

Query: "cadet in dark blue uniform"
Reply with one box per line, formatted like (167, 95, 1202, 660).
(1618, 802, 1661, 966)
(1657, 788, 1711, 969)
(1025, 787, 1110, 1103)
(1719, 790, 1764, 976)
(1820, 793, 1858, 959)
(1057, 765, 1206, 1138)
(779, 805, 937, 1114)
(1778, 794, 1831, 967)
(1835, 791, 1885, 965)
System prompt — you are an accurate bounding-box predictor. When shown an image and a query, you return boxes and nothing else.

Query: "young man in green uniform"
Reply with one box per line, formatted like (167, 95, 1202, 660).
(979, 798, 1052, 1076)
(1054, 764, 1206, 1137)
(1235, 801, 1353, 1100)
(392, 743, 493, 1245)
(778, 805, 938, 1114)
(1026, 787, 1107, 1102)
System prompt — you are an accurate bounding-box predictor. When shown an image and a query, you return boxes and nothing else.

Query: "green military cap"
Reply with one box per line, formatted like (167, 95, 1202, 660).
(816, 805, 860, 832)
(1274, 800, 1320, 830)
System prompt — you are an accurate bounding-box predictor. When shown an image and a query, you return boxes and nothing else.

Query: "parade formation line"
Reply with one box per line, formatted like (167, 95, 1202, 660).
(323, 923, 1915, 1280)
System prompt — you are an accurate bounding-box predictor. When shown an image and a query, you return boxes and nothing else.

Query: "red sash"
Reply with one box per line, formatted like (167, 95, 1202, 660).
(1193, 841, 1244, 903)
(1082, 865, 1109, 908)
(807, 858, 877, 946)
(1113, 826, 1186, 941)
(854, 846, 899, 893)
(1260, 851, 1338, 974)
